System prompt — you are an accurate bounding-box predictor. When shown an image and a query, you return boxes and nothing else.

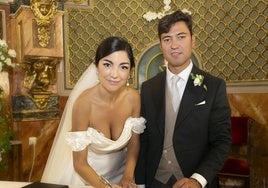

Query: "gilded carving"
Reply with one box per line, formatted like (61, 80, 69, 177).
(21, 57, 59, 109)
(32, 93, 52, 109)
(30, 0, 58, 47)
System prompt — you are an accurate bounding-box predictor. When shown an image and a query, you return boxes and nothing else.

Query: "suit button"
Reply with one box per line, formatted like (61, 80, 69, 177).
(168, 161, 172, 164)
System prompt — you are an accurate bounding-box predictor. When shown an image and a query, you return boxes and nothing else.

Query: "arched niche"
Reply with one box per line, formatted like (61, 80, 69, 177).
(136, 42, 202, 89)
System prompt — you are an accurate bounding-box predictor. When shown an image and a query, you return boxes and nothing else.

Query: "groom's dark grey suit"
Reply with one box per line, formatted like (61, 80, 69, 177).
(135, 65, 231, 188)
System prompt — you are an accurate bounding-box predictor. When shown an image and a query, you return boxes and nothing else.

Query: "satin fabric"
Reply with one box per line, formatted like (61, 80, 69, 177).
(41, 63, 146, 185)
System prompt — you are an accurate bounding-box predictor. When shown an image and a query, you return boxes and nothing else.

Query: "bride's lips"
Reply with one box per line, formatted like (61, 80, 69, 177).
(108, 80, 120, 85)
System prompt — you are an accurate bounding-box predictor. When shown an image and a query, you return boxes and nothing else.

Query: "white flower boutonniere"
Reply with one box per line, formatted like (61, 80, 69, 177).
(190, 73, 207, 90)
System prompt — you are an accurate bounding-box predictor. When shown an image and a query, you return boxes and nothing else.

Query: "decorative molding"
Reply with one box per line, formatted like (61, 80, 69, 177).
(20, 56, 60, 109)
(30, 0, 58, 48)
(227, 81, 268, 94)
(0, 9, 6, 40)
(63, 0, 91, 9)
(22, 57, 59, 93)
(12, 95, 59, 121)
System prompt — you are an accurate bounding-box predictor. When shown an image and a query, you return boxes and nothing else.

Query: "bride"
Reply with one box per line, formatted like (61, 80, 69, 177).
(41, 37, 146, 188)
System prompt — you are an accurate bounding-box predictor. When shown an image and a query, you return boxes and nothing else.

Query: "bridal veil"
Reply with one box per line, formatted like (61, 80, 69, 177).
(41, 63, 98, 184)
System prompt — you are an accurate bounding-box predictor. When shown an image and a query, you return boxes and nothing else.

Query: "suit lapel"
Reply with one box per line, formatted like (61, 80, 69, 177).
(152, 71, 166, 137)
(150, 66, 207, 133)
(177, 66, 207, 125)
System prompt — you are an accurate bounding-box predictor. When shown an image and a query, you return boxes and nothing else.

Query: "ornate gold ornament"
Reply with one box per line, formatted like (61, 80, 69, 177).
(21, 57, 59, 109)
(30, 0, 58, 47)
(31, 92, 52, 109)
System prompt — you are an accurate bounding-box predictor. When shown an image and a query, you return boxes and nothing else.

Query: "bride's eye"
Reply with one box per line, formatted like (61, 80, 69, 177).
(120, 65, 129, 70)
(103, 63, 112, 68)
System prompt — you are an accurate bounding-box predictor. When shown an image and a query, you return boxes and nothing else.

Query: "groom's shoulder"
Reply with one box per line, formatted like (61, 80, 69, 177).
(142, 71, 165, 86)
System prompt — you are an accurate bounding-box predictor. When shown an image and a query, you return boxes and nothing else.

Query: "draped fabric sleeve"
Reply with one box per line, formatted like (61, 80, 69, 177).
(66, 131, 92, 152)
(65, 117, 147, 155)
(126, 117, 146, 134)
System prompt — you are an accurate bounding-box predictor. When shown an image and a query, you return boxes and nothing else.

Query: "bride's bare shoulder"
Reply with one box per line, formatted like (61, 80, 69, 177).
(125, 87, 140, 102)
(73, 87, 96, 106)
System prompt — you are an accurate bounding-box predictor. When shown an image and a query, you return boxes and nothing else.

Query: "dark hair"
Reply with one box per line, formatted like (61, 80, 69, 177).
(94, 36, 135, 68)
(158, 10, 193, 39)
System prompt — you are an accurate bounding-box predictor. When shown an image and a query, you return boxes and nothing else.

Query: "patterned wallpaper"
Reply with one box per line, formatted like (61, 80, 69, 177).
(63, 0, 267, 89)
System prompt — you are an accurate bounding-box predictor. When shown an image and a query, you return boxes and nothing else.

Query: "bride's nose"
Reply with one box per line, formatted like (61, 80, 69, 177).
(110, 67, 119, 78)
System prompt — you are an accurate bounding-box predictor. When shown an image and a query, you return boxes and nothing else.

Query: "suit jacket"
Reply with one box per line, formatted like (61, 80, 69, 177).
(135, 65, 231, 188)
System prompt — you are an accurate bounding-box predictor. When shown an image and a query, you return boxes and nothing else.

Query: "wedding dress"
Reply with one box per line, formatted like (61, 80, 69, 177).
(41, 63, 146, 186)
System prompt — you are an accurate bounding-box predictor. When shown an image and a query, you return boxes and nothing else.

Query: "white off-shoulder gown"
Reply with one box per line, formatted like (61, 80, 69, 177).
(41, 63, 146, 186)
(65, 117, 146, 185)
(42, 116, 145, 186)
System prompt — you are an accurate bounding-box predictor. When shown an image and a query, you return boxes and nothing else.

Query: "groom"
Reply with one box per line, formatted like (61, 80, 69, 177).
(135, 10, 231, 188)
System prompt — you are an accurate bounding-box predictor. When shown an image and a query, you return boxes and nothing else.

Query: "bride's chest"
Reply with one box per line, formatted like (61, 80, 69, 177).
(89, 103, 132, 140)
(90, 116, 126, 141)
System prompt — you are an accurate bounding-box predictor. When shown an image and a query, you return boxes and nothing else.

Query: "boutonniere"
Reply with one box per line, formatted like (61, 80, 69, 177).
(190, 73, 207, 91)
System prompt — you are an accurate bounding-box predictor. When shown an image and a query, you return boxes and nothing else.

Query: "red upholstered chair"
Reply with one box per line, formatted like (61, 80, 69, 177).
(218, 117, 250, 187)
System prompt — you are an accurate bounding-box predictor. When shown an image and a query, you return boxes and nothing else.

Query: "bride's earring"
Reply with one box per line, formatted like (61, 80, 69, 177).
(126, 75, 133, 86)
(126, 70, 134, 86)
(126, 77, 130, 86)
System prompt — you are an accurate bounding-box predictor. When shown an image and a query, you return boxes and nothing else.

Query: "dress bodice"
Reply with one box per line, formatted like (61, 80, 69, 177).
(41, 63, 146, 186)
(66, 117, 146, 154)
(65, 117, 146, 184)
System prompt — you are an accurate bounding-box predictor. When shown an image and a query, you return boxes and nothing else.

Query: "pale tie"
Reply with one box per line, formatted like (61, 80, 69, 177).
(171, 75, 180, 111)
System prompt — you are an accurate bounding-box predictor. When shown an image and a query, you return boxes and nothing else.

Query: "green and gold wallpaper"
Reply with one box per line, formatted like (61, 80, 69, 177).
(63, 0, 267, 89)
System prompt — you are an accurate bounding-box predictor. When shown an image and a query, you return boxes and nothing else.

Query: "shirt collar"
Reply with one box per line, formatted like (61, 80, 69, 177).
(166, 61, 193, 83)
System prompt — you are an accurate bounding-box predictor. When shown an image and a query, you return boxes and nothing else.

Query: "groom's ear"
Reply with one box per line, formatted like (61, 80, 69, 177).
(191, 35, 196, 48)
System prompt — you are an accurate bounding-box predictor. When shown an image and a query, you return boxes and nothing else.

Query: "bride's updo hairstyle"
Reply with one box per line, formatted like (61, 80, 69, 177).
(94, 36, 135, 69)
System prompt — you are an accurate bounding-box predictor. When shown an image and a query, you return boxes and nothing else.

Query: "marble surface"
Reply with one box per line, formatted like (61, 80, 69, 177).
(228, 93, 268, 127)
(0, 181, 92, 188)
(228, 93, 268, 187)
